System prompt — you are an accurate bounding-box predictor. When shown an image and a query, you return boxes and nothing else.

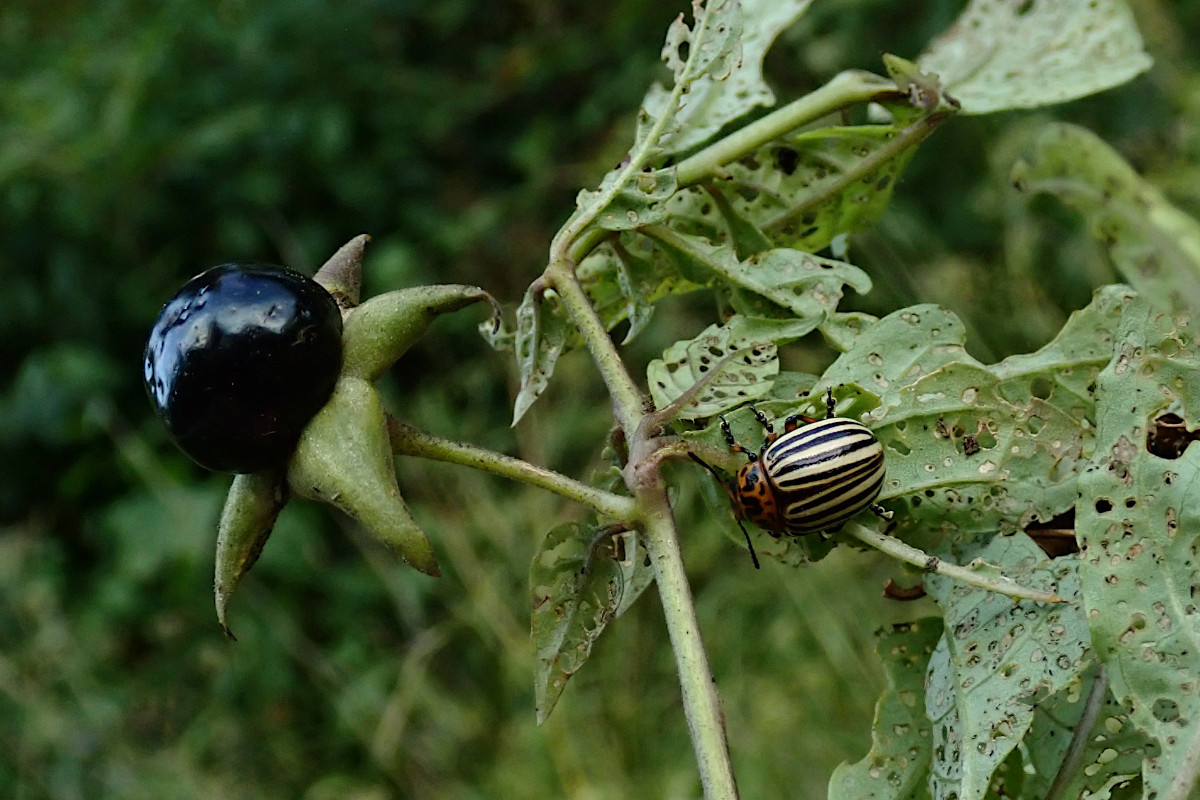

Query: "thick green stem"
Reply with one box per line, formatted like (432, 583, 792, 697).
(641, 490, 739, 799)
(674, 69, 899, 186)
(386, 418, 636, 521)
(566, 69, 901, 266)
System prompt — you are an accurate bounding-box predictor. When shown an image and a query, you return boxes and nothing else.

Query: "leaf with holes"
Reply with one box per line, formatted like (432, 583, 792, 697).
(918, 0, 1151, 115)
(871, 361, 1087, 537)
(992, 284, 1135, 417)
(643, 229, 872, 320)
(663, 123, 929, 254)
(1013, 123, 1200, 313)
(924, 534, 1088, 800)
(512, 286, 571, 425)
(640, 0, 813, 156)
(647, 318, 779, 419)
(592, 167, 679, 232)
(531, 519, 653, 724)
(578, 240, 706, 344)
(1019, 664, 1150, 799)
(820, 304, 981, 407)
(1076, 294, 1200, 799)
(829, 619, 942, 800)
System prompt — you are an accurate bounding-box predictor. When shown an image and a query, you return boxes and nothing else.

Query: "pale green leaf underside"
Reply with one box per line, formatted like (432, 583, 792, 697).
(642, 0, 813, 155)
(992, 284, 1135, 415)
(647, 318, 779, 419)
(924, 535, 1087, 800)
(530, 521, 653, 724)
(829, 620, 941, 800)
(873, 361, 1087, 534)
(1076, 295, 1200, 799)
(1021, 667, 1149, 800)
(1014, 123, 1200, 313)
(918, 0, 1151, 114)
(513, 288, 570, 425)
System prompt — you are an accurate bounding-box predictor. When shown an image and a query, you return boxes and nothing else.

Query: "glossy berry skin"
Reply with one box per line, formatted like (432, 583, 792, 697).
(722, 394, 886, 536)
(144, 263, 343, 473)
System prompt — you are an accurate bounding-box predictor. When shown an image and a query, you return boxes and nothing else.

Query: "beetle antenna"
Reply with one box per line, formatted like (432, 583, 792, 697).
(687, 453, 762, 570)
(733, 517, 762, 570)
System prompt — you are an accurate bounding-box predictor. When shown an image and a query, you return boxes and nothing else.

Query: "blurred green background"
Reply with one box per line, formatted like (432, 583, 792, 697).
(2, 0, 1197, 797)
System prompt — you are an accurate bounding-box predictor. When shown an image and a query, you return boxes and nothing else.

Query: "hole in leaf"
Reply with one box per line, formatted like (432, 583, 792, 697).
(775, 147, 799, 176)
(1095, 498, 1113, 514)
(1148, 413, 1199, 459)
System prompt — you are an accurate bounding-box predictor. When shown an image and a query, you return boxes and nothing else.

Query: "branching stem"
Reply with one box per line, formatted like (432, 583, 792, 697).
(386, 418, 636, 521)
(842, 524, 1066, 604)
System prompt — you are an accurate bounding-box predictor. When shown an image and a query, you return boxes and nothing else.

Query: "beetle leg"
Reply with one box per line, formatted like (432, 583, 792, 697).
(870, 503, 893, 521)
(719, 414, 756, 460)
(824, 387, 836, 419)
(748, 404, 778, 444)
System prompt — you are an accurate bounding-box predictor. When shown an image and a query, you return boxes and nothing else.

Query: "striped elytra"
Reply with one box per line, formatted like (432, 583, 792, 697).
(759, 417, 885, 534)
(727, 407, 886, 537)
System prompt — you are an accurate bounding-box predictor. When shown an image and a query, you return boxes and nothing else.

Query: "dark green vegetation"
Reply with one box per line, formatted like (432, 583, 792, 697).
(3, 1, 1199, 797)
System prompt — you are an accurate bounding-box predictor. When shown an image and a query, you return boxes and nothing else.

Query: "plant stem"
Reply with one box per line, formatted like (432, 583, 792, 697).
(545, 262, 740, 799)
(843, 524, 1065, 603)
(1043, 664, 1108, 800)
(674, 69, 899, 186)
(641, 489, 739, 798)
(532, 55, 906, 800)
(566, 69, 901, 266)
(386, 418, 636, 521)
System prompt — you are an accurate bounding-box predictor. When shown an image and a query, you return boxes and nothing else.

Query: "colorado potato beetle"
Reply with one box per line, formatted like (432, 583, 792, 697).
(700, 389, 890, 568)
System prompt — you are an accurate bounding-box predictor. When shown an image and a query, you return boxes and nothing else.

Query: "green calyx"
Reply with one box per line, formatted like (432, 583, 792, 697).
(342, 283, 501, 382)
(288, 374, 440, 576)
(215, 470, 287, 639)
(212, 236, 498, 633)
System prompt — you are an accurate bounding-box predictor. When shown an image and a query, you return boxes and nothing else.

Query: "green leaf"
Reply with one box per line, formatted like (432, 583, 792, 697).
(640, 0, 813, 156)
(828, 619, 941, 800)
(1013, 123, 1200, 313)
(530, 519, 653, 724)
(819, 311, 879, 353)
(1020, 665, 1149, 800)
(820, 304, 979, 406)
(664, 124, 925, 254)
(647, 318, 779, 419)
(872, 361, 1087, 536)
(592, 167, 679, 232)
(918, 0, 1151, 114)
(643, 228, 872, 319)
(992, 284, 1135, 415)
(1076, 295, 1200, 799)
(578, 241, 705, 343)
(512, 286, 571, 425)
(924, 535, 1088, 800)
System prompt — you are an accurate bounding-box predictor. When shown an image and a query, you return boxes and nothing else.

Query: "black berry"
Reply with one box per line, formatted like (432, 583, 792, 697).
(144, 263, 343, 473)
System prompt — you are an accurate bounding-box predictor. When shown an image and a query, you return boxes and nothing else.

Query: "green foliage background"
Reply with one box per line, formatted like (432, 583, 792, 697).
(2, 0, 1198, 797)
